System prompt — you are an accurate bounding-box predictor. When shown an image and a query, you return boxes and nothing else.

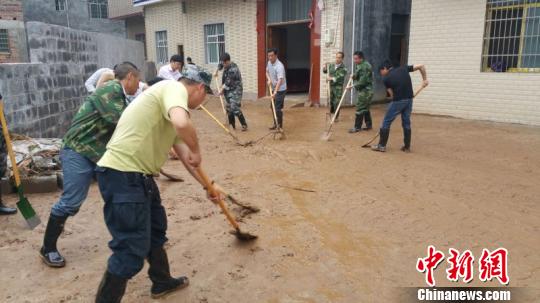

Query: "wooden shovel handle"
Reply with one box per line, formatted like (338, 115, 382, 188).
(213, 73, 227, 117)
(199, 104, 240, 142)
(0, 100, 21, 187)
(196, 166, 240, 230)
(265, 76, 280, 127)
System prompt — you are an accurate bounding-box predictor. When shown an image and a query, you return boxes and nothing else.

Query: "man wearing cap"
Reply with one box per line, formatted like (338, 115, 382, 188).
(94, 67, 220, 302)
(39, 63, 141, 268)
(158, 55, 184, 81)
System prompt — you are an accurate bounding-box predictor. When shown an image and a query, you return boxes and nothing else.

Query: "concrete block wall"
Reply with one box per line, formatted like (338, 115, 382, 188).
(22, 0, 126, 38)
(409, 0, 540, 126)
(0, 63, 85, 138)
(144, 0, 258, 99)
(0, 22, 145, 137)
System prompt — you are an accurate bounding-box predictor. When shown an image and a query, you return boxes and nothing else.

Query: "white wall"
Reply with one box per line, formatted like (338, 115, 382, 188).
(409, 0, 540, 126)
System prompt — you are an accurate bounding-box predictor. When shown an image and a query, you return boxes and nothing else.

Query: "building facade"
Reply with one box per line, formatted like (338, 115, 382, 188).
(109, 0, 146, 54)
(0, 0, 29, 63)
(141, 0, 409, 104)
(22, 0, 126, 37)
(409, 0, 540, 125)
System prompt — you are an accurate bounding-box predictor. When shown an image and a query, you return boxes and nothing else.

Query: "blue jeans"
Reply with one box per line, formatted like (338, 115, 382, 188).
(51, 148, 96, 217)
(96, 166, 168, 279)
(381, 99, 413, 130)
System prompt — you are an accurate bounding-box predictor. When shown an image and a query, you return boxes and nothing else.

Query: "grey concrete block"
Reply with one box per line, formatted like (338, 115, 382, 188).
(20, 175, 59, 194)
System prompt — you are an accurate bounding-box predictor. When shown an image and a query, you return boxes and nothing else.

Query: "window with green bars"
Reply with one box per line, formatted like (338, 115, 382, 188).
(482, 0, 540, 72)
(0, 29, 9, 53)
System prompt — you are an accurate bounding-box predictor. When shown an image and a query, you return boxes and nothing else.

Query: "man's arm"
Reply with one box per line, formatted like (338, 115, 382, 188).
(169, 107, 201, 167)
(412, 64, 429, 87)
(85, 70, 100, 93)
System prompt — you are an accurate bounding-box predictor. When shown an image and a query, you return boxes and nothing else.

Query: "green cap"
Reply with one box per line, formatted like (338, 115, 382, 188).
(183, 65, 213, 94)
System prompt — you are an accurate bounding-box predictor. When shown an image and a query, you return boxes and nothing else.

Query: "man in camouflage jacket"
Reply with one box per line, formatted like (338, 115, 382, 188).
(39, 63, 141, 268)
(323, 52, 348, 120)
(349, 51, 374, 133)
(218, 52, 248, 131)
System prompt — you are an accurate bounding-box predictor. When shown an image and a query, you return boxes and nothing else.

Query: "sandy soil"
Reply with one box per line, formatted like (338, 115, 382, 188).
(1, 97, 539, 302)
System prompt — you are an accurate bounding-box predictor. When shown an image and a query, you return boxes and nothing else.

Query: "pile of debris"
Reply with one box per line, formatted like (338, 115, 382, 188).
(8, 135, 62, 178)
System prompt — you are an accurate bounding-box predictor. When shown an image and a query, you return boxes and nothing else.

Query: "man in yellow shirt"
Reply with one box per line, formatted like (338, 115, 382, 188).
(94, 67, 219, 302)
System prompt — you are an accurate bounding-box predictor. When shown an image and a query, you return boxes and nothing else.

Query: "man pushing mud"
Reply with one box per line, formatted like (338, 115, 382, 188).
(94, 66, 222, 302)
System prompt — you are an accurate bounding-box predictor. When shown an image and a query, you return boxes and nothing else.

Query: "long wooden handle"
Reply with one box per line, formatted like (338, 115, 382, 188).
(213, 73, 227, 117)
(414, 85, 426, 98)
(196, 166, 240, 230)
(0, 101, 21, 186)
(265, 76, 280, 127)
(199, 105, 240, 142)
(326, 77, 353, 133)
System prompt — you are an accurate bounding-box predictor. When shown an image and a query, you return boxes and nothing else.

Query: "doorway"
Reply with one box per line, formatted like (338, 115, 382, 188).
(267, 22, 311, 93)
(390, 14, 410, 66)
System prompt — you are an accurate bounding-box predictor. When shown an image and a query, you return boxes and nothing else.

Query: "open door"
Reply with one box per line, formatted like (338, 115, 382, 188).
(267, 27, 288, 68)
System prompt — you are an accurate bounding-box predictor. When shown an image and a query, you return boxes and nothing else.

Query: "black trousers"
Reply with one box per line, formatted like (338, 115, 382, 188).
(273, 90, 286, 127)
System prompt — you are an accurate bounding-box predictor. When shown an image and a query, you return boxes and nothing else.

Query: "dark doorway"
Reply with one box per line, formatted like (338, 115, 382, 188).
(267, 22, 311, 93)
(390, 14, 410, 66)
(177, 45, 184, 59)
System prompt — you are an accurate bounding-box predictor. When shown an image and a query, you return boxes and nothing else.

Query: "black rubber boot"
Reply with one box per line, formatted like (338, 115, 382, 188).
(40, 214, 67, 267)
(401, 128, 411, 153)
(238, 113, 248, 131)
(372, 128, 390, 152)
(277, 111, 283, 129)
(147, 247, 189, 299)
(364, 111, 373, 130)
(228, 113, 236, 130)
(349, 113, 363, 133)
(95, 271, 128, 303)
(0, 202, 17, 215)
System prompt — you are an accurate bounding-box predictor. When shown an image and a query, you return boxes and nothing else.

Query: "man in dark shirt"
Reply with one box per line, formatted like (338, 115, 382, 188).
(372, 60, 428, 152)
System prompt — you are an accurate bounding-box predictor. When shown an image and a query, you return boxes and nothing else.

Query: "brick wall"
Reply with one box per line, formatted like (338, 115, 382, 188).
(0, 0, 24, 21)
(145, 0, 258, 98)
(409, 0, 540, 126)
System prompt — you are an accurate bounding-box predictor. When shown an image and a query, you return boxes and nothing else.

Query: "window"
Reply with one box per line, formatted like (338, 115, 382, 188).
(55, 0, 66, 11)
(267, 0, 311, 24)
(155, 31, 168, 64)
(482, 0, 540, 72)
(88, 0, 108, 19)
(0, 29, 9, 53)
(204, 23, 225, 64)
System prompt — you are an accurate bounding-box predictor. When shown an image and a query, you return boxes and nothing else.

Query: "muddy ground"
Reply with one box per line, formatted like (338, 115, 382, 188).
(1, 97, 539, 302)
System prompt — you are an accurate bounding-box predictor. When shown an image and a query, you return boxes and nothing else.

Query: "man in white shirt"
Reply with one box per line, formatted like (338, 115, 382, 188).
(85, 67, 113, 93)
(158, 55, 184, 81)
(266, 48, 287, 130)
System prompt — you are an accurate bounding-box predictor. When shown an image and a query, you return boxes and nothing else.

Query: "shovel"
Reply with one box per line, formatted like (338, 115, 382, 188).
(199, 105, 254, 147)
(321, 77, 354, 141)
(196, 166, 257, 242)
(265, 79, 285, 140)
(361, 85, 427, 148)
(0, 99, 41, 229)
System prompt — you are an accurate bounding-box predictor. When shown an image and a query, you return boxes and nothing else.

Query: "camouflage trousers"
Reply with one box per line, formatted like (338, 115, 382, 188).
(330, 86, 344, 114)
(224, 91, 244, 116)
(355, 89, 373, 115)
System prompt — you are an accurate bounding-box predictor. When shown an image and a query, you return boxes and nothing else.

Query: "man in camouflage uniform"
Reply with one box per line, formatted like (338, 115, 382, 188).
(218, 52, 247, 131)
(39, 63, 141, 268)
(349, 51, 374, 133)
(323, 52, 348, 120)
(0, 92, 17, 216)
